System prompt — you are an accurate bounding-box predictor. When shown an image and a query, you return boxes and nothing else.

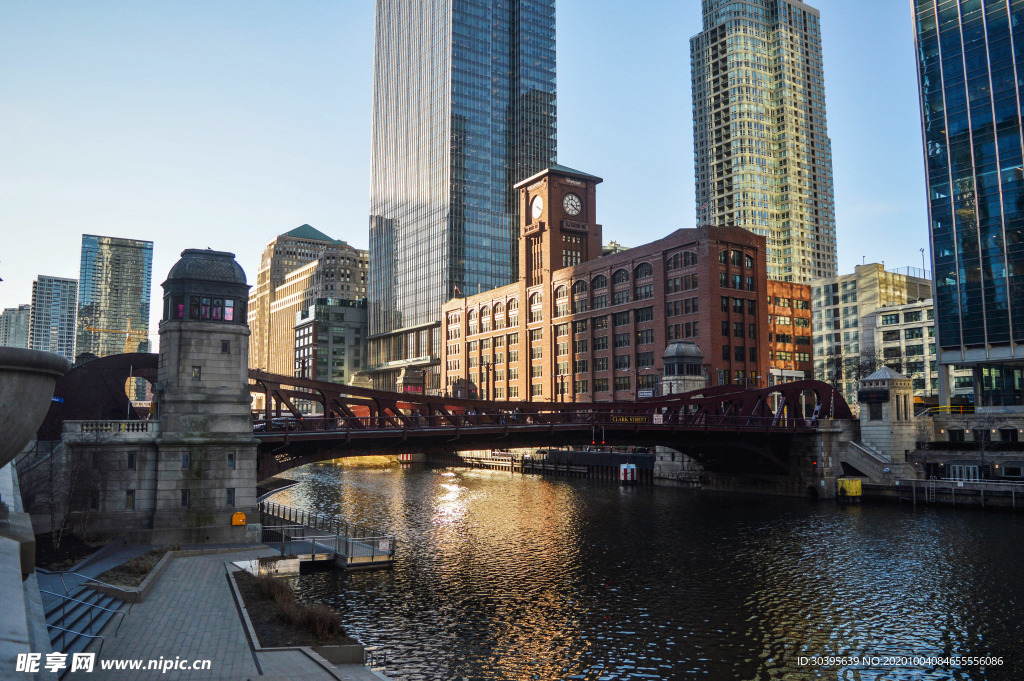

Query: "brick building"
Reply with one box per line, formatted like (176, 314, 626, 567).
(766, 280, 812, 385)
(440, 166, 771, 402)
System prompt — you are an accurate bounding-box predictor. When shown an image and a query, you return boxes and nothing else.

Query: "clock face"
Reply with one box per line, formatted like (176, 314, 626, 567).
(563, 193, 582, 217)
(531, 195, 544, 220)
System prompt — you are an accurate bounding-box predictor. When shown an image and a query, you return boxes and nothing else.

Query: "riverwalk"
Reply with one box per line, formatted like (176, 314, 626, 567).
(64, 547, 387, 681)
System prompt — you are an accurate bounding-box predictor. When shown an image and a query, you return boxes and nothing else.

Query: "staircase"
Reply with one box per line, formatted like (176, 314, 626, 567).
(38, 574, 128, 662)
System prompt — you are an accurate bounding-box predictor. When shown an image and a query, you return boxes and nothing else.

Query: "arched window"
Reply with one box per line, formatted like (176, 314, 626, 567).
(493, 302, 505, 329)
(572, 280, 588, 295)
(745, 254, 754, 269)
(554, 286, 569, 317)
(467, 308, 478, 335)
(719, 250, 728, 264)
(612, 269, 629, 285)
(507, 298, 519, 326)
(480, 306, 491, 332)
(634, 263, 653, 279)
(668, 253, 681, 270)
(529, 293, 543, 323)
(592, 274, 608, 290)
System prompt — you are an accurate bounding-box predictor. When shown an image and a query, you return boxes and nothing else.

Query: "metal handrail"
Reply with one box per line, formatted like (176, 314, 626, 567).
(56, 572, 138, 596)
(39, 589, 129, 639)
(48, 625, 106, 657)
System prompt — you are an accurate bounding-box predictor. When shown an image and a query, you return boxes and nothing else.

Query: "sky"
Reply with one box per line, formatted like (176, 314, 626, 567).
(0, 1, 929, 348)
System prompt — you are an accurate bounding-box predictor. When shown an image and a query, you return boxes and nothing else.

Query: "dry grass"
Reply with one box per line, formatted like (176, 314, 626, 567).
(96, 546, 178, 587)
(234, 571, 353, 646)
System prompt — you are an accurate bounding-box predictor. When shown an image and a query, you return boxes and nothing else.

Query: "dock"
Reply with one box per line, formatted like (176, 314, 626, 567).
(259, 500, 397, 570)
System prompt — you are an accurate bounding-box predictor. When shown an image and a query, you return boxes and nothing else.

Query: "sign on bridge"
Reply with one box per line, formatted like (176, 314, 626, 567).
(610, 415, 651, 424)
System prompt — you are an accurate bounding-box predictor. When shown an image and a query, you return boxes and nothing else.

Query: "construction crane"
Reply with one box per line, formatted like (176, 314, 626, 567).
(83, 318, 150, 354)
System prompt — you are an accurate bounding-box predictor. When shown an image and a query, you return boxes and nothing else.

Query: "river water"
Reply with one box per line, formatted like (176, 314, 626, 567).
(269, 458, 1024, 680)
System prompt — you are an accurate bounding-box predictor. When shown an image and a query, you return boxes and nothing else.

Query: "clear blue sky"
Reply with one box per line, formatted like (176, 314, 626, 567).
(0, 1, 928, 345)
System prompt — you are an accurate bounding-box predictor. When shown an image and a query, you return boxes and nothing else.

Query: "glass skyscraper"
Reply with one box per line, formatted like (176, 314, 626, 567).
(28, 276, 78, 363)
(691, 0, 837, 283)
(912, 0, 1024, 408)
(75, 234, 154, 364)
(367, 0, 557, 391)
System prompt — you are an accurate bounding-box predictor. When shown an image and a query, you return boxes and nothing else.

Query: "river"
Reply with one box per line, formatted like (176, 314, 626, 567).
(268, 458, 1024, 680)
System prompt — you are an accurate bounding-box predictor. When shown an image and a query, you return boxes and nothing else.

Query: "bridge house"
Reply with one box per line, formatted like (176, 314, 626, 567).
(440, 165, 772, 402)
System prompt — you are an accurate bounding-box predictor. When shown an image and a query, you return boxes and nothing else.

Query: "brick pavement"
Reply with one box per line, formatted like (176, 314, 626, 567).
(62, 548, 366, 681)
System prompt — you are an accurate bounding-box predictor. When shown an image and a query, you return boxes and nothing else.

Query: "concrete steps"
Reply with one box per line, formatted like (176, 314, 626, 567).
(40, 580, 126, 665)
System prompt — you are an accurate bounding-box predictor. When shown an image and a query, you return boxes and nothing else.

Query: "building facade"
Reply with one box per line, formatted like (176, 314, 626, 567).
(912, 0, 1024, 408)
(294, 298, 367, 389)
(0, 304, 31, 348)
(28, 276, 79, 363)
(871, 298, 974, 405)
(691, 0, 837, 283)
(440, 166, 771, 403)
(247, 225, 367, 376)
(367, 0, 558, 392)
(811, 264, 932, 404)
(766, 280, 812, 384)
(75, 234, 154, 365)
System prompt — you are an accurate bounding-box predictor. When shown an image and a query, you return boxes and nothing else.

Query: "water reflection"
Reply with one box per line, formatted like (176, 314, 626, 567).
(272, 460, 1024, 680)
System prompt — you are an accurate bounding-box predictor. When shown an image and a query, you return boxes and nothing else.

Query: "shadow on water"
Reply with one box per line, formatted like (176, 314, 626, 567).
(270, 458, 1024, 680)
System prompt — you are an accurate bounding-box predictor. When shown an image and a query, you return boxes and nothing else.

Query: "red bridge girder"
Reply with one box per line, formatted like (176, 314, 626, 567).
(248, 371, 853, 433)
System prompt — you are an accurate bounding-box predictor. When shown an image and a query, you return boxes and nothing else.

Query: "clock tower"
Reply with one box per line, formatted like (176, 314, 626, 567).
(514, 165, 603, 286)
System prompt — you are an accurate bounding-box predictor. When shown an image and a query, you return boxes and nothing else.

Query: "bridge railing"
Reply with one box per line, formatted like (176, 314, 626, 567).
(259, 500, 397, 562)
(253, 412, 824, 434)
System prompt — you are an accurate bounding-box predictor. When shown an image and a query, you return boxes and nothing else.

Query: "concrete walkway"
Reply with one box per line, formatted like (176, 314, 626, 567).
(63, 548, 387, 681)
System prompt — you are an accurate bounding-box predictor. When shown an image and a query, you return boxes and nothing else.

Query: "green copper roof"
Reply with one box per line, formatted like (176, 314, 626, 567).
(281, 224, 347, 245)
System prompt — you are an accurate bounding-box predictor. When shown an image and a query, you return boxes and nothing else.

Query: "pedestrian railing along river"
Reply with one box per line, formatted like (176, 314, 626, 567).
(259, 500, 396, 568)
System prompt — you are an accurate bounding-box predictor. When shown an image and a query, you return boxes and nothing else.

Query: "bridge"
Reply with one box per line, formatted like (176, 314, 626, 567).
(249, 370, 854, 480)
(36, 355, 856, 491)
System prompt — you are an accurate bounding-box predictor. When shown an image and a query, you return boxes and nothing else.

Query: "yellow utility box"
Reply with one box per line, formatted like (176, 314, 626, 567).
(837, 477, 862, 503)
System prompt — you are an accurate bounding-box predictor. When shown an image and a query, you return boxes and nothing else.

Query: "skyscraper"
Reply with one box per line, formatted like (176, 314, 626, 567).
(367, 0, 557, 391)
(247, 224, 367, 376)
(75, 235, 154, 363)
(0, 304, 31, 348)
(29, 276, 78, 362)
(912, 0, 1024, 408)
(691, 0, 837, 283)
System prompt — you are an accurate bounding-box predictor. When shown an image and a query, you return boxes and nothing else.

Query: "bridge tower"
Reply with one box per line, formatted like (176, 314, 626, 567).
(152, 249, 259, 542)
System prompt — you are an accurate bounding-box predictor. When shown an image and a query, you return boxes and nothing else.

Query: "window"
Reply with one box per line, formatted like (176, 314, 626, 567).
(904, 310, 923, 323)
(613, 269, 629, 284)
(226, 488, 235, 507)
(592, 274, 607, 290)
(749, 347, 756, 362)
(594, 378, 609, 392)
(531, 365, 543, 378)
(594, 357, 609, 371)
(722, 345, 730, 361)
(614, 311, 630, 326)
(529, 293, 543, 322)
(719, 250, 728, 264)
(529, 328, 543, 342)
(574, 359, 588, 373)
(573, 280, 588, 296)
(614, 354, 631, 370)
(227, 452, 235, 469)
(613, 290, 630, 305)
(614, 376, 631, 391)
(748, 299, 757, 314)
(869, 403, 883, 421)
(614, 333, 630, 348)
(555, 323, 569, 337)
(721, 296, 729, 312)
(905, 328, 924, 339)
(531, 346, 543, 359)
(634, 284, 653, 300)
(749, 324, 756, 339)
(181, 489, 191, 508)
(126, 490, 135, 511)
(881, 314, 900, 325)
(735, 346, 745, 362)
(593, 294, 608, 309)
(733, 298, 744, 313)
(182, 452, 190, 469)
(192, 366, 202, 381)
(593, 316, 609, 330)
(127, 452, 136, 471)
(557, 342, 569, 356)
(637, 329, 654, 345)
(634, 263, 653, 279)
(722, 321, 729, 337)
(731, 251, 742, 267)
(636, 306, 654, 322)
(575, 380, 589, 393)
(732, 274, 742, 289)
(745, 255, 754, 268)
(593, 336, 609, 351)
(221, 340, 230, 354)
(574, 339, 588, 353)
(531, 383, 543, 397)
(638, 351, 654, 367)
(734, 322, 744, 337)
